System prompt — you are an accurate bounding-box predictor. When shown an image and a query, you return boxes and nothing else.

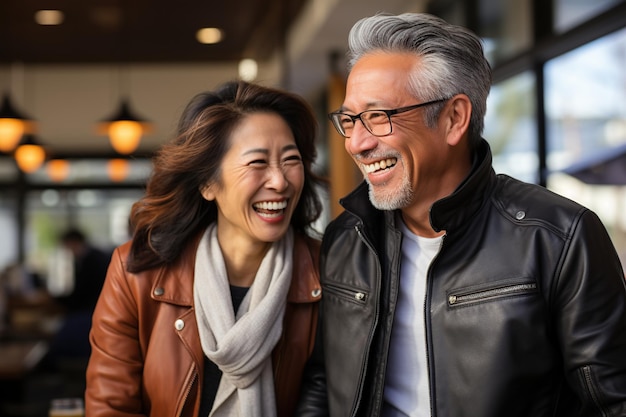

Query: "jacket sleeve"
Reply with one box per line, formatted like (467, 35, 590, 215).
(556, 209, 626, 415)
(85, 246, 147, 417)
(294, 300, 330, 416)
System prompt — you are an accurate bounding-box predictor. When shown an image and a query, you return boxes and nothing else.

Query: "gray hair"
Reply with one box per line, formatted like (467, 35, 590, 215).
(347, 13, 492, 148)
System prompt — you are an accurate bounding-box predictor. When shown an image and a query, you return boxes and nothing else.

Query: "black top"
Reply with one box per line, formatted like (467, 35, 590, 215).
(198, 285, 250, 416)
(57, 246, 112, 313)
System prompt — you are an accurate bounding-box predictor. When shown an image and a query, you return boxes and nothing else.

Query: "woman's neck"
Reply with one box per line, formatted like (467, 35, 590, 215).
(217, 233, 270, 287)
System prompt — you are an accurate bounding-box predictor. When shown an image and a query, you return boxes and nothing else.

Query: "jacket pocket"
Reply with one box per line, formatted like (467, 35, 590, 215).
(578, 365, 610, 417)
(324, 282, 369, 305)
(447, 280, 538, 308)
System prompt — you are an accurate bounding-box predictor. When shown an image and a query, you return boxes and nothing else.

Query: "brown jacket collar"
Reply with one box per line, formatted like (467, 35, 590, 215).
(147, 230, 321, 307)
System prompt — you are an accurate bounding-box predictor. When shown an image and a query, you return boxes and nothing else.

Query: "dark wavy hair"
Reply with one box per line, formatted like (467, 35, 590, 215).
(127, 80, 325, 273)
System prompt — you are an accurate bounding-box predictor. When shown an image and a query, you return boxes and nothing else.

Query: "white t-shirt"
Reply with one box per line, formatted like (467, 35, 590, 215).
(383, 219, 442, 417)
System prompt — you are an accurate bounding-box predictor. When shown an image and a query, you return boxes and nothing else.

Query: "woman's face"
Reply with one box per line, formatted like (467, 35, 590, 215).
(201, 112, 304, 246)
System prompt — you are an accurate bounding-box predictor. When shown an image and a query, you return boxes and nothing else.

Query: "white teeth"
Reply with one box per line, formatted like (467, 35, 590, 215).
(253, 200, 288, 210)
(364, 158, 397, 173)
(257, 212, 282, 219)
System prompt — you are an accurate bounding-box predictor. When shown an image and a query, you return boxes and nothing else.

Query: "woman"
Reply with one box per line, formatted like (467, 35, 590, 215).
(85, 80, 325, 417)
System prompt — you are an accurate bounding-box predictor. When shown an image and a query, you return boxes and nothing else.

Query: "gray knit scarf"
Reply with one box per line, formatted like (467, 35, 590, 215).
(193, 224, 294, 417)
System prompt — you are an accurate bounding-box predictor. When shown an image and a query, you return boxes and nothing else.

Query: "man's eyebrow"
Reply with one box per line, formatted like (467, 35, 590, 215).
(338, 101, 387, 113)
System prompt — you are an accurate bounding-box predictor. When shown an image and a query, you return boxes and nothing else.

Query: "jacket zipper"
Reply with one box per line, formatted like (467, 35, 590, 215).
(349, 223, 381, 417)
(323, 282, 368, 304)
(424, 234, 446, 417)
(447, 282, 537, 307)
(580, 365, 609, 417)
(177, 370, 197, 417)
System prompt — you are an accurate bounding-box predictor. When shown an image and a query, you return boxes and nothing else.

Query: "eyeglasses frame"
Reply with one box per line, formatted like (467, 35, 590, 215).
(328, 97, 450, 138)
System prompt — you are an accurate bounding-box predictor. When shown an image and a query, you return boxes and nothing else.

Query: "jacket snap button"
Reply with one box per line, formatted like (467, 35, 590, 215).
(154, 287, 165, 296)
(311, 288, 321, 298)
(515, 210, 526, 220)
(175, 319, 185, 331)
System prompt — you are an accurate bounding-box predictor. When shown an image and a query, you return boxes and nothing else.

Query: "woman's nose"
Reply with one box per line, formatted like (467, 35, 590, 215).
(265, 166, 288, 191)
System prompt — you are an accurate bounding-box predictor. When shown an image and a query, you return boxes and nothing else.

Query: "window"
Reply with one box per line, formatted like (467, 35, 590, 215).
(554, 0, 624, 33)
(545, 28, 626, 176)
(25, 188, 144, 291)
(484, 71, 537, 183)
(0, 192, 19, 270)
(478, 0, 532, 65)
(429, 0, 533, 65)
(545, 28, 626, 264)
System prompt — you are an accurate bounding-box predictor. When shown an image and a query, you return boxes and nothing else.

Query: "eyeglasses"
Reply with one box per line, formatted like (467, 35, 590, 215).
(328, 98, 449, 138)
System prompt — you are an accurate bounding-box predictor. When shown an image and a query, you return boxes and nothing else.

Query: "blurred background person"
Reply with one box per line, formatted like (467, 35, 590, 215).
(44, 228, 112, 368)
(55, 228, 112, 315)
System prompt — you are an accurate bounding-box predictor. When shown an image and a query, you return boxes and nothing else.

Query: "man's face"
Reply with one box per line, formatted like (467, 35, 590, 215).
(342, 52, 452, 211)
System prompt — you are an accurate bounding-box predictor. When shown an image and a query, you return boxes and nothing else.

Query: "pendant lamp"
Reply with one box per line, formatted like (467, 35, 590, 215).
(97, 97, 152, 155)
(0, 92, 35, 153)
(14, 134, 46, 173)
(97, 2, 153, 155)
(46, 159, 70, 182)
(107, 158, 130, 182)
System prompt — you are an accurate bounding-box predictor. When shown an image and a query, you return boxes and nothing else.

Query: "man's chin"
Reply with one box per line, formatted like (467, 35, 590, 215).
(368, 189, 405, 211)
(366, 175, 414, 210)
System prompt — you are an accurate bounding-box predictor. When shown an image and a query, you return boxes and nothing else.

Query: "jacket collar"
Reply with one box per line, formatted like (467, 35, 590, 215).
(288, 235, 322, 303)
(151, 229, 321, 307)
(340, 138, 496, 235)
(429, 139, 495, 233)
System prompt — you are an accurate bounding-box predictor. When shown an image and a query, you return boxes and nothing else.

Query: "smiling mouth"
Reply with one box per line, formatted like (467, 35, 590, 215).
(363, 158, 397, 174)
(253, 200, 288, 218)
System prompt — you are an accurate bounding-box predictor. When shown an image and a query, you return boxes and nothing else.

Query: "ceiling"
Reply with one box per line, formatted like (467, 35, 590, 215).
(0, 0, 308, 64)
(0, 0, 422, 156)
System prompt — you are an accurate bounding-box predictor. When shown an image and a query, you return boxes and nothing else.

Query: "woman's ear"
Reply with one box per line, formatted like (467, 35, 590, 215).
(200, 184, 215, 201)
(445, 94, 472, 147)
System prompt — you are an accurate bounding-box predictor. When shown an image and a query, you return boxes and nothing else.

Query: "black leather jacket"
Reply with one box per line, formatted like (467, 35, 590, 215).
(296, 140, 626, 417)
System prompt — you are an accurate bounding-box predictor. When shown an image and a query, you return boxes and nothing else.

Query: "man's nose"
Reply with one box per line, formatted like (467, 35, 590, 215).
(345, 121, 378, 156)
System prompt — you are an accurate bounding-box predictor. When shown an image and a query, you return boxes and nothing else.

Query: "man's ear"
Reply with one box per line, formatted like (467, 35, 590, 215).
(445, 94, 472, 147)
(200, 184, 215, 201)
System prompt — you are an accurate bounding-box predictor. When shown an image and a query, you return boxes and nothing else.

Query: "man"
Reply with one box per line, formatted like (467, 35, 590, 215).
(296, 12, 626, 417)
(58, 228, 111, 314)
(47, 228, 112, 362)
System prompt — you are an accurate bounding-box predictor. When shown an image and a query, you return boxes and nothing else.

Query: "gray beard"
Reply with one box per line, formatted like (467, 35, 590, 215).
(367, 171, 413, 211)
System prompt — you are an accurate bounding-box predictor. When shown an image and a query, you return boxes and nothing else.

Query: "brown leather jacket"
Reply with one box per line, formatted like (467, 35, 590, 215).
(86, 231, 321, 417)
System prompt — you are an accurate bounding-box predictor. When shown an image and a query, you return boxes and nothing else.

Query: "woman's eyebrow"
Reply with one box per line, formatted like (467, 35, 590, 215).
(282, 144, 299, 152)
(242, 148, 269, 156)
(243, 144, 299, 156)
